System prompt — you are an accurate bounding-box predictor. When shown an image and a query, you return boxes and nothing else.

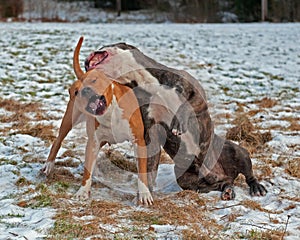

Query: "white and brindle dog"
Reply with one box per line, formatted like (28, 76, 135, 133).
(42, 37, 267, 202)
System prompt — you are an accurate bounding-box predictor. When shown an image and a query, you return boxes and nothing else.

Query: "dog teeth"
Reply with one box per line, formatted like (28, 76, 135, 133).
(89, 102, 97, 111)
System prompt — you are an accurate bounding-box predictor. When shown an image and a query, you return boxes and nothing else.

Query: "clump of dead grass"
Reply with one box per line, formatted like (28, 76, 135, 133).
(226, 114, 272, 153)
(241, 200, 282, 214)
(160, 149, 174, 164)
(104, 148, 137, 173)
(45, 167, 79, 186)
(14, 123, 56, 142)
(285, 157, 300, 178)
(289, 120, 300, 131)
(104, 147, 174, 173)
(0, 98, 56, 142)
(254, 97, 277, 108)
(0, 98, 41, 113)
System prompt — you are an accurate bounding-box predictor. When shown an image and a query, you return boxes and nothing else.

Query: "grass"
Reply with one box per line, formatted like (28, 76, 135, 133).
(0, 158, 18, 166)
(1, 91, 297, 239)
(285, 158, 300, 178)
(15, 176, 32, 187)
(48, 219, 84, 239)
(239, 228, 283, 240)
(225, 113, 272, 154)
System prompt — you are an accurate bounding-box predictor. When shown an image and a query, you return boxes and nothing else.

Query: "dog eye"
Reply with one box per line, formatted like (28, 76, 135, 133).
(75, 90, 79, 96)
(91, 79, 97, 84)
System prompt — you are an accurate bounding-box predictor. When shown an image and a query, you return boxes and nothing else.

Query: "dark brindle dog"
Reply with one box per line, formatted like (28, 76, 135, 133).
(42, 37, 267, 201)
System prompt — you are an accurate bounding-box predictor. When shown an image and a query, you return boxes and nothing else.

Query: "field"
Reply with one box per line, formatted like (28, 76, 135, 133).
(0, 22, 299, 239)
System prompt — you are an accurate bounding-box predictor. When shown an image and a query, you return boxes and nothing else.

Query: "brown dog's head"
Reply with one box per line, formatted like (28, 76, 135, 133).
(72, 37, 113, 116)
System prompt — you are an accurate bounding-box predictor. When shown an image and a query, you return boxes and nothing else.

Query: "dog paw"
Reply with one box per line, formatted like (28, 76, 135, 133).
(221, 185, 236, 200)
(138, 191, 154, 206)
(138, 179, 153, 205)
(41, 162, 54, 176)
(74, 186, 91, 201)
(249, 182, 267, 197)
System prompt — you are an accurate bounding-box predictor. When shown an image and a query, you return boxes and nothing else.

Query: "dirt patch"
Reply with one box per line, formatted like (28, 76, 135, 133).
(226, 114, 272, 153)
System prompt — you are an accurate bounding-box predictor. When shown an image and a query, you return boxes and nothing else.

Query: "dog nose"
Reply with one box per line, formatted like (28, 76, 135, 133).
(81, 87, 93, 97)
(99, 95, 105, 101)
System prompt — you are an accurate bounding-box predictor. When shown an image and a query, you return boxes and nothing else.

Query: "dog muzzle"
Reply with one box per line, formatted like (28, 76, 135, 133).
(85, 50, 108, 71)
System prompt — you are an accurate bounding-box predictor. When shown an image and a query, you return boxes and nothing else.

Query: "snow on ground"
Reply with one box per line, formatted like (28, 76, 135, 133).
(0, 22, 299, 239)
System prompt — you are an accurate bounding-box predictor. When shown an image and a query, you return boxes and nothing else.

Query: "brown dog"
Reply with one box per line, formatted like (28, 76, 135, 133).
(42, 37, 153, 205)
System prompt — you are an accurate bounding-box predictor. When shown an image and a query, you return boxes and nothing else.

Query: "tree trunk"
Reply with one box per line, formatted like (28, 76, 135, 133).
(261, 0, 268, 21)
(116, 0, 121, 16)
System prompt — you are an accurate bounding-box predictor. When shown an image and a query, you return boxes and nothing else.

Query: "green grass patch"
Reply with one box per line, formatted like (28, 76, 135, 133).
(30, 193, 53, 208)
(48, 219, 83, 240)
(15, 176, 32, 187)
(53, 181, 70, 193)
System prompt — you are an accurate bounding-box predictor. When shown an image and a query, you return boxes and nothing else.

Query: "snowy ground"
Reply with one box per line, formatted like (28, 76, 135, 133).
(0, 22, 299, 239)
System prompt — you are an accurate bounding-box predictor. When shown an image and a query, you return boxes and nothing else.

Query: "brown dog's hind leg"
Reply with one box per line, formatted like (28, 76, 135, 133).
(229, 141, 267, 197)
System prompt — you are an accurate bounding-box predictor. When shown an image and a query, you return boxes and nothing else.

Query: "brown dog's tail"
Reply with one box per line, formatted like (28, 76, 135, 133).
(73, 36, 85, 80)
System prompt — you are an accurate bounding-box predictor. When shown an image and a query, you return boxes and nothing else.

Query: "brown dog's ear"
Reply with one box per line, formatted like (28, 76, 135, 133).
(73, 36, 85, 80)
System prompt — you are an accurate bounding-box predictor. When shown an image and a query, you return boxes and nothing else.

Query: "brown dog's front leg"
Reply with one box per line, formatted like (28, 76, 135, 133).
(113, 82, 153, 205)
(136, 144, 153, 205)
(75, 117, 98, 200)
(42, 99, 82, 175)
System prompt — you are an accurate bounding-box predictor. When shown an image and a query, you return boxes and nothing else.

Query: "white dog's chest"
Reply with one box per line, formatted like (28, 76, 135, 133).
(95, 96, 133, 144)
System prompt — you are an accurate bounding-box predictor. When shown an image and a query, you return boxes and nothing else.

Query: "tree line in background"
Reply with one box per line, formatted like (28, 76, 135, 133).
(0, 0, 299, 22)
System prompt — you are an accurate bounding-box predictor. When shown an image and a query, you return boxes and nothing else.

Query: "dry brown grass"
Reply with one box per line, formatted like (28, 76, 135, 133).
(43, 188, 225, 239)
(160, 149, 174, 164)
(0, 98, 56, 142)
(104, 148, 175, 171)
(253, 97, 277, 108)
(285, 157, 300, 178)
(233, 173, 247, 188)
(45, 167, 80, 186)
(241, 200, 282, 214)
(14, 123, 56, 142)
(50, 201, 138, 238)
(226, 114, 272, 154)
(289, 120, 300, 131)
(103, 148, 138, 173)
(0, 98, 41, 113)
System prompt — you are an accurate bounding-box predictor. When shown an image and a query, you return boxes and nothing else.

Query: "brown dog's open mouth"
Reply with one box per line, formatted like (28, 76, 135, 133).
(85, 51, 108, 71)
(86, 95, 107, 116)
